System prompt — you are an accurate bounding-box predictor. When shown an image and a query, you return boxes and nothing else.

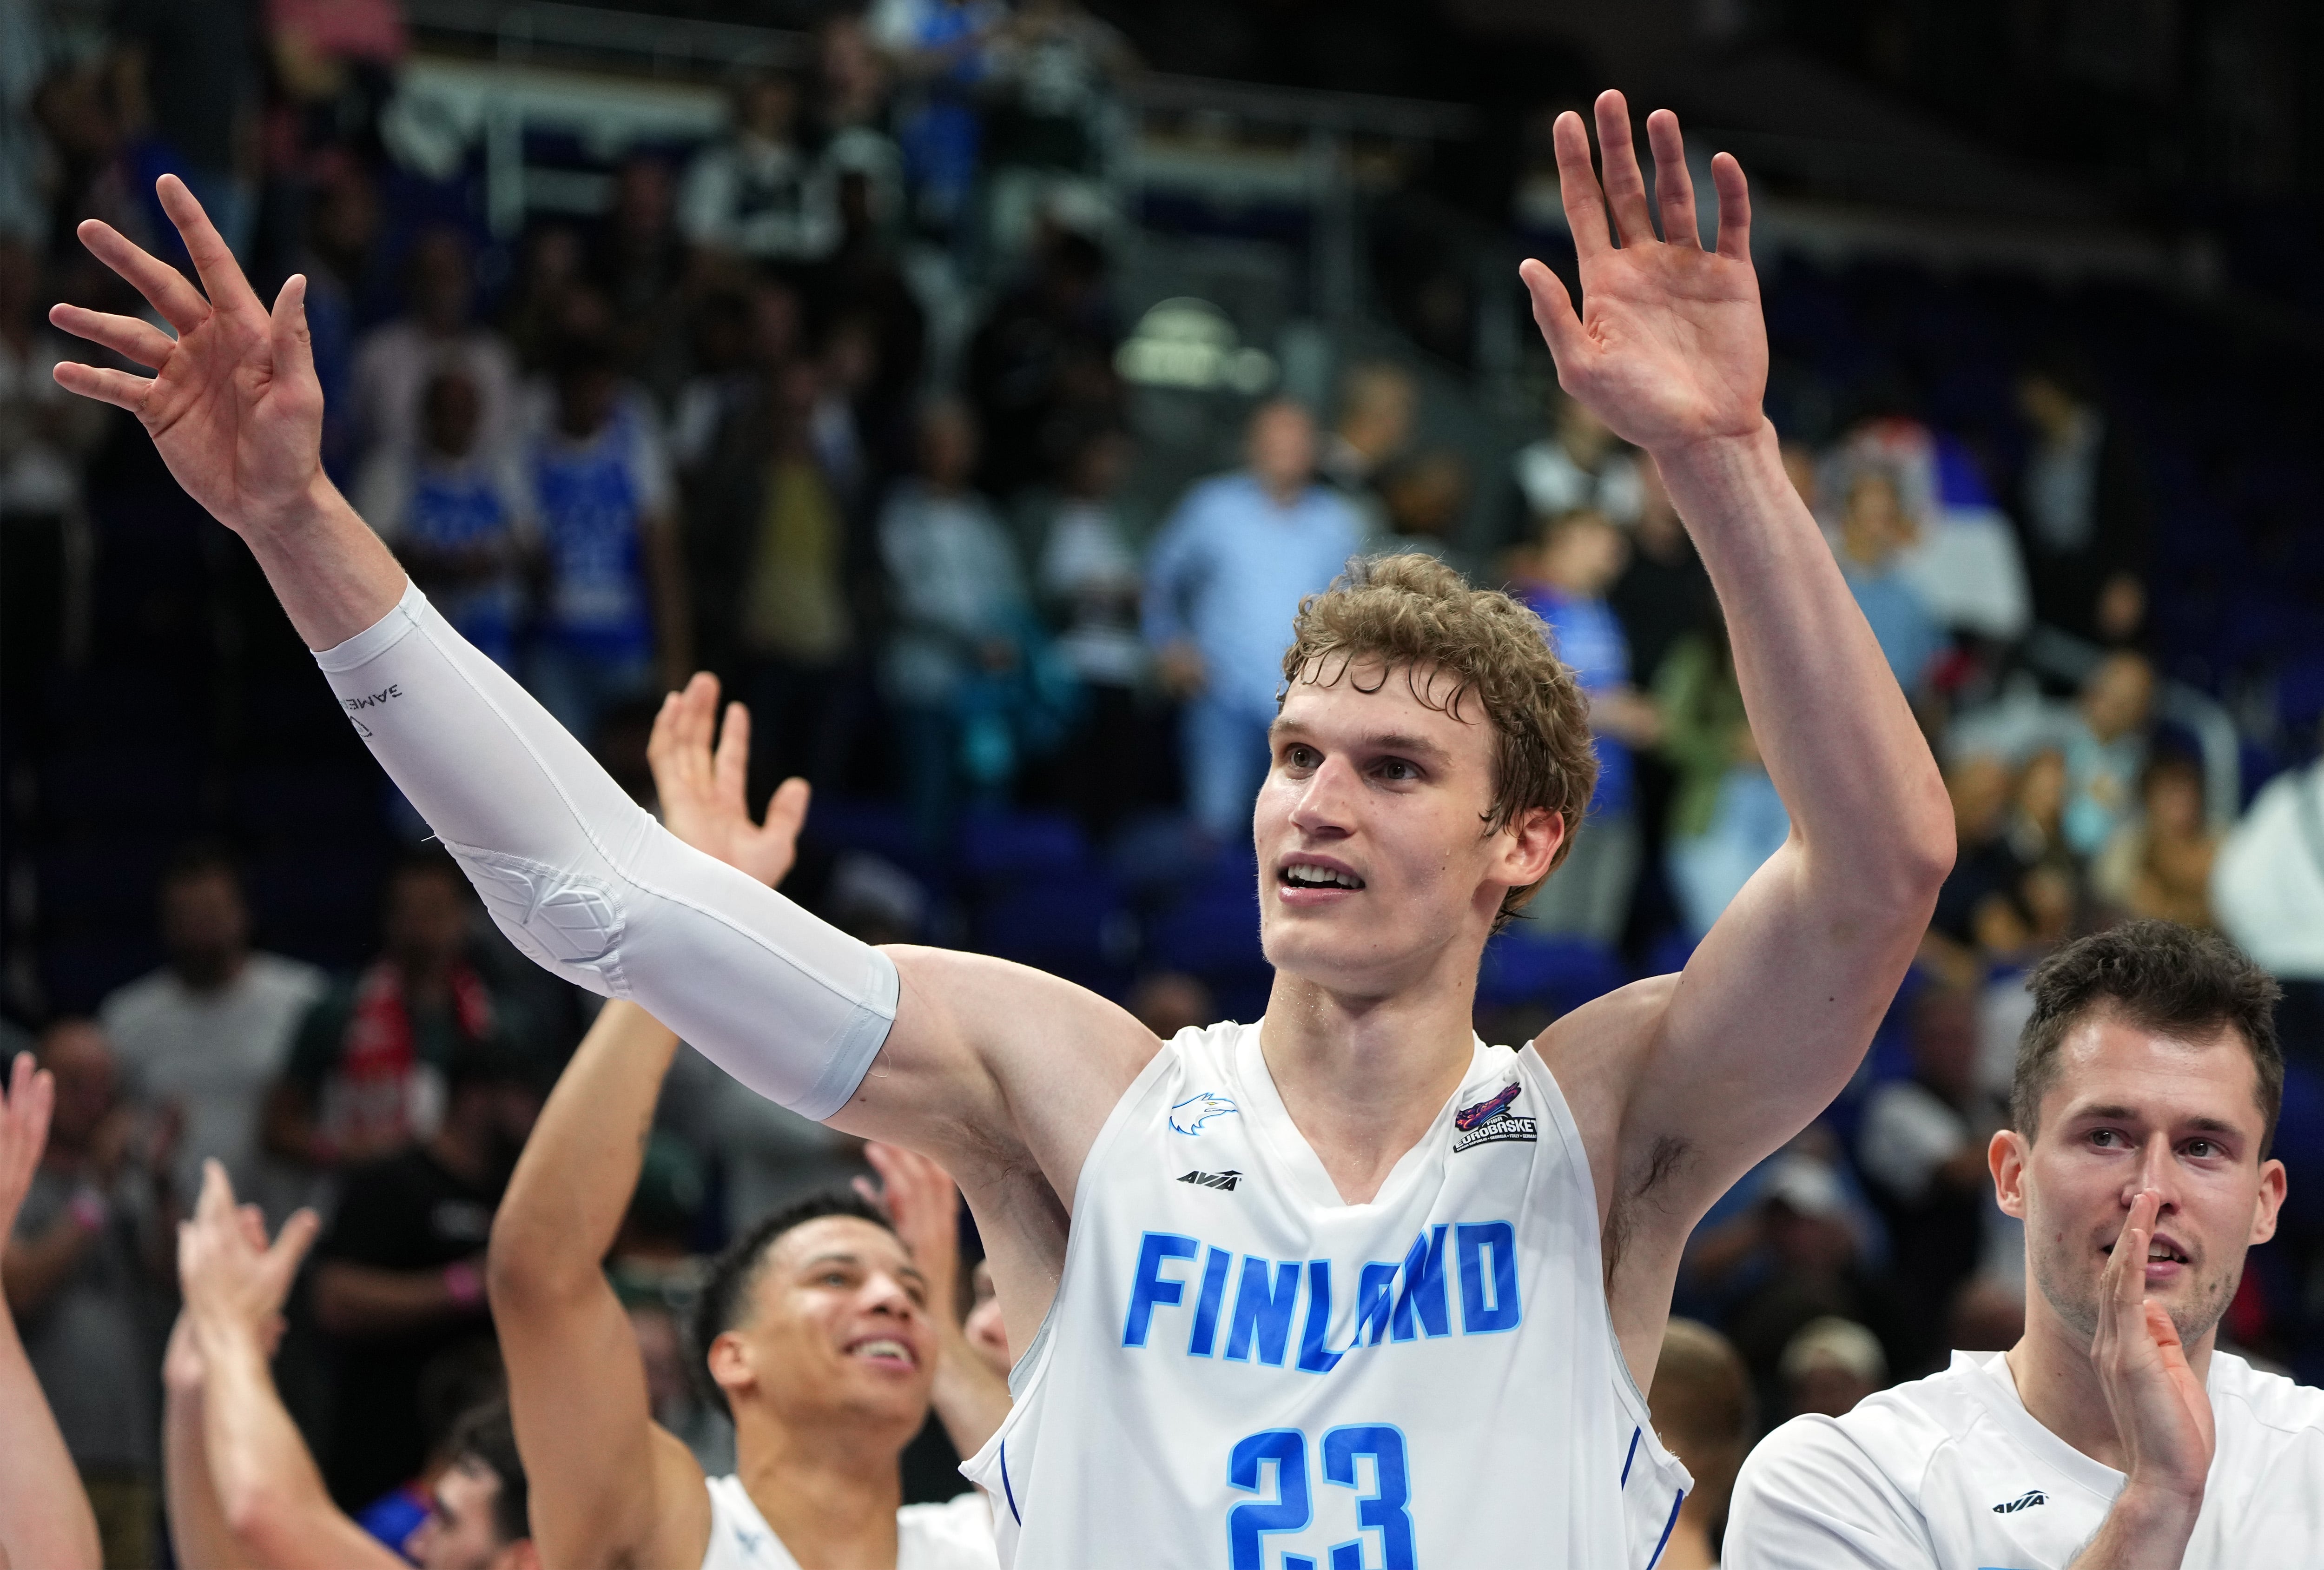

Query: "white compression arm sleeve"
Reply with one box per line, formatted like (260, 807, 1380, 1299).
(313, 581, 895, 1121)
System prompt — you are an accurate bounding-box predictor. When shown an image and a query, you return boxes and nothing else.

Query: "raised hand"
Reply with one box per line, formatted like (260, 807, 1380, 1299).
(2092, 1190, 2214, 1509)
(178, 1162, 322, 1347)
(1519, 92, 1765, 453)
(50, 177, 326, 537)
(0, 1052, 54, 1250)
(857, 1141, 964, 1324)
(646, 673, 811, 890)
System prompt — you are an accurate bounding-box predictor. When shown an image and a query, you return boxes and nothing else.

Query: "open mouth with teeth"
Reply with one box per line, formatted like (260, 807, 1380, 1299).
(1279, 863, 1364, 891)
(845, 1335, 918, 1370)
(2109, 1238, 2190, 1265)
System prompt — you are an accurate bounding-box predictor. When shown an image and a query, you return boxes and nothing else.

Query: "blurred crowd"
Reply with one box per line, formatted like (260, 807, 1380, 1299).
(5, 0, 2324, 1565)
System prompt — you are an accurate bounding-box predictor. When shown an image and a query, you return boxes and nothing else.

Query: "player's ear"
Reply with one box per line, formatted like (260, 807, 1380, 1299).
(2250, 1157, 2288, 1247)
(706, 1329, 756, 1404)
(1989, 1128, 2028, 1219)
(1499, 805, 1564, 887)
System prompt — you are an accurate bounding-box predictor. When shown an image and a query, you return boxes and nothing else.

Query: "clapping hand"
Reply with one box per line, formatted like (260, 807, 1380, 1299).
(2092, 1190, 2214, 1512)
(646, 673, 811, 891)
(0, 1053, 54, 1254)
(1519, 92, 1766, 455)
(177, 1161, 320, 1352)
(50, 177, 327, 537)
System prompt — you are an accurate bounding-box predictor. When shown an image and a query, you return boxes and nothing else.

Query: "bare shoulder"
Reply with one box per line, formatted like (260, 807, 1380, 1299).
(842, 945, 1162, 1207)
(647, 1423, 714, 1570)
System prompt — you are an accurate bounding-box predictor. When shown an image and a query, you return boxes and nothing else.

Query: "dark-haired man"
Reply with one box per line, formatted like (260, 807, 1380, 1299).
(1728, 921, 2324, 1568)
(164, 1160, 535, 1570)
(488, 774, 1004, 1570)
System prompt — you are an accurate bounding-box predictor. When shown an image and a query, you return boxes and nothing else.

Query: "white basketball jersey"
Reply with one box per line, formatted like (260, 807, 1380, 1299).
(960, 1021, 1691, 1569)
(699, 1476, 996, 1570)
(1726, 1349, 2324, 1569)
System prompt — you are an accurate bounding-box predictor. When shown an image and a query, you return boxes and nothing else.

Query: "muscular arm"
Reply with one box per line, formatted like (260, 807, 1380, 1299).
(486, 999, 711, 1570)
(1521, 98, 1950, 1371)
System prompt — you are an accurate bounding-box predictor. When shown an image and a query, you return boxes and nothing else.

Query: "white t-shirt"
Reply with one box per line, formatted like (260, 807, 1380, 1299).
(1726, 1349, 2324, 1568)
(99, 954, 326, 1219)
(698, 1476, 995, 1570)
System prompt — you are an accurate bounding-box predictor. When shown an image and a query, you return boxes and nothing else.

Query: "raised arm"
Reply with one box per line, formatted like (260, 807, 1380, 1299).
(0, 1053, 102, 1570)
(1521, 95, 1951, 1356)
(178, 1162, 400, 1570)
(487, 998, 711, 1570)
(53, 187, 1150, 1232)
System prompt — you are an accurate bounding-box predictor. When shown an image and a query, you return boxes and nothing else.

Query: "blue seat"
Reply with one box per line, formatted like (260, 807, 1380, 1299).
(1475, 933, 1623, 1014)
(957, 809, 1089, 881)
(973, 873, 1130, 993)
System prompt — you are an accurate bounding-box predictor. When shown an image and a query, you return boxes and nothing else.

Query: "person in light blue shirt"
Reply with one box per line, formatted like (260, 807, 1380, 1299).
(1835, 467, 1942, 695)
(1142, 400, 1361, 841)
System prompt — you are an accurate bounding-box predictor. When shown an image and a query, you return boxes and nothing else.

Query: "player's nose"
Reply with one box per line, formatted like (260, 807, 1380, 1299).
(2128, 1136, 2183, 1211)
(1286, 755, 1359, 835)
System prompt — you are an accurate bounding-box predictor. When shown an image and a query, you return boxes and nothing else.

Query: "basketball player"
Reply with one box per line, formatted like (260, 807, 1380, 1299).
(489, 772, 1004, 1570)
(1725, 921, 2324, 1567)
(51, 90, 1952, 1566)
(163, 1161, 536, 1570)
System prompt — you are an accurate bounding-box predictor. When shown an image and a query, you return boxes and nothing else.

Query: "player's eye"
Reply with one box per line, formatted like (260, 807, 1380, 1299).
(2088, 1128, 2120, 1146)
(2184, 1139, 2217, 1159)
(1374, 757, 1420, 782)
(1285, 744, 1320, 769)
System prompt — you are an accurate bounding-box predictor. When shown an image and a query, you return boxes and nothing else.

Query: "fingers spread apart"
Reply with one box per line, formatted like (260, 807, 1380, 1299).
(48, 302, 178, 369)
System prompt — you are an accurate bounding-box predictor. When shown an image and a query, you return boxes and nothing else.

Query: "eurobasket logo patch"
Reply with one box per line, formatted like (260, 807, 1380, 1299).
(1452, 1083, 1537, 1153)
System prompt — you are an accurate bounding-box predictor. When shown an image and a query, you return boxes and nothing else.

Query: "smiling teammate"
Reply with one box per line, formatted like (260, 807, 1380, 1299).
(1726, 921, 2324, 1569)
(51, 91, 1950, 1567)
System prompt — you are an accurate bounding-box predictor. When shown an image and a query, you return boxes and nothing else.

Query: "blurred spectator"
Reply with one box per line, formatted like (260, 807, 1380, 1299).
(1833, 467, 1941, 696)
(1129, 971, 1215, 1040)
(2, 1020, 176, 1567)
(1372, 449, 1474, 580)
(1320, 359, 1418, 533)
(2059, 649, 2154, 858)
(292, 152, 383, 484)
(1656, 618, 1787, 940)
(872, 0, 1007, 237)
(693, 359, 865, 792)
(1924, 753, 2027, 965)
(1508, 389, 1641, 543)
(667, 287, 758, 476)
(0, 234, 102, 714)
(1144, 399, 1360, 841)
(2091, 750, 2218, 927)
(1778, 1316, 1886, 1420)
(1607, 455, 1710, 696)
(353, 366, 537, 672)
(679, 73, 839, 269)
(815, 180, 930, 475)
(99, 846, 326, 1225)
(816, 13, 907, 236)
(2212, 739, 2324, 1056)
(1516, 509, 1660, 945)
(310, 1045, 542, 1510)
(1648, 1319, 1751, 1570)
(2014, 358, 2150, 646)
(1855, 980, 2000, 1364)
(350, 226, 521, 473)
(113, 0, 263, 255)
(502, 224, 589, 377)
(527, 335, 691, 742)
(589, 154, 691, 404)
(1946, 1272, 2025, 1352)
(879, 399, 1054, 841)
(264, 853, 533, 1173)
(1037, 426, 1150, 833)
(981, 0, 1136, 259)
(964, 226, 1120, 500)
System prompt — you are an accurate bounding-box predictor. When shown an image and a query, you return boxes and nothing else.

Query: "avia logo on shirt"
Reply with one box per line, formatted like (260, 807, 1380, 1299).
(1169, 1092, 1239, 1135)
(1178, 1168, 1244, 1192)
(1452, 1084, 1537, 1153)
(1991, 1489, 2048, 1514)
(1119, 1221, 1523, 1375)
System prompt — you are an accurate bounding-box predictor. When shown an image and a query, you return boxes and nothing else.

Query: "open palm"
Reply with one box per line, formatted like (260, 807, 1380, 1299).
(1520, 93, 1767, 451)
(49, 176, 325, 535)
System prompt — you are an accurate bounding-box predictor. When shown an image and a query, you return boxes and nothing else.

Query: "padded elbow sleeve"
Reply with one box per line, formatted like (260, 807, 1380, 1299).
(312, 583, 894, 1121)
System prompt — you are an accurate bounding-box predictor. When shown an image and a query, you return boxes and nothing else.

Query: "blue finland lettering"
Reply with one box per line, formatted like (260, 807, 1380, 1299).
(1119, 1223, 1522, 1369)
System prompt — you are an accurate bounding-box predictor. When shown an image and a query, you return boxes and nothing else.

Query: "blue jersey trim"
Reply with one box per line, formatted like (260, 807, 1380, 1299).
(999, 1439, 1022, 1524)
(1644, 1489, 1685, 1570)
(1620, 1425, 1640, 1487)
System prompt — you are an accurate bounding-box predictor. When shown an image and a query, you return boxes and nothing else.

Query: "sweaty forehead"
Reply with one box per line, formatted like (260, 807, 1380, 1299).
(2045, 1013, 2265, 1135)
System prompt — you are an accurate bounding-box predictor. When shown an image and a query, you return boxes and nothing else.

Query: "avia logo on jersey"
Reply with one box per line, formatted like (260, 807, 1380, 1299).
(1991, 1489, 2048, 1514)
(1119, 1220, 1523, 1375)
(1451, 1084, 1537, 1153)
(1169, 1092, 1238, 1135)
(1178, 1169, 1244, 1192)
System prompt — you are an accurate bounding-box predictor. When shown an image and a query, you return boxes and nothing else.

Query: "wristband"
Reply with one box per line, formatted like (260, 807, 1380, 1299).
(66, 1186, 109, 1232)
(442, 1259, 485, 1309)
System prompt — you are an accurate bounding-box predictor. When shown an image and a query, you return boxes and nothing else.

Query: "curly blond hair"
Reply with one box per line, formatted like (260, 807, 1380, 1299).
(1279, 554, 1597, 930)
